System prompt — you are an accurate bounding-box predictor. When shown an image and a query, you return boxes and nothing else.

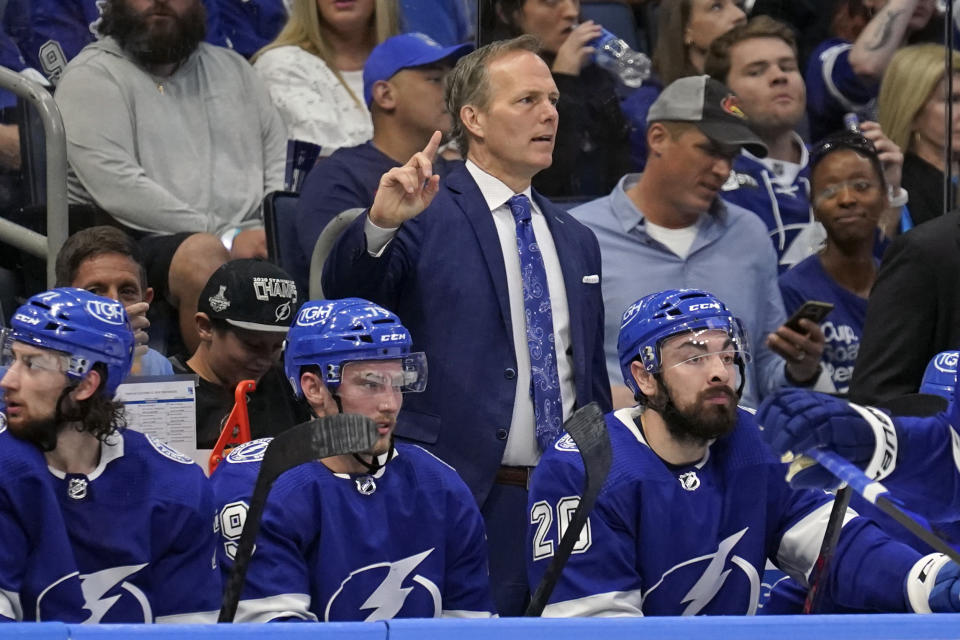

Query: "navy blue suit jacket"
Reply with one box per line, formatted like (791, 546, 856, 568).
(322, 163, 611, 504)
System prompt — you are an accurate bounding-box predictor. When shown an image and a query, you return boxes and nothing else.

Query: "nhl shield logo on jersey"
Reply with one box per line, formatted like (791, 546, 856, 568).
(678, 471, 700, 491)
(67, 476, 89, 500)
(325, 549, 441, 621)
(225, 438, 272, 464)
(0, 411, 6, 434)
(554, 433, 580, 453)
(355, 476, 377, 495)
(145, 434, 195, 465)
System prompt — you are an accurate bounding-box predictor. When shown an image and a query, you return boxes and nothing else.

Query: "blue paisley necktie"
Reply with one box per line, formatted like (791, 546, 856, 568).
(508, 194, 563, 450)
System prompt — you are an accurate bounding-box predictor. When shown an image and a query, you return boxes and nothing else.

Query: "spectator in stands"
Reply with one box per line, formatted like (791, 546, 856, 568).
(54, 0, 287, 356)
(293, 32, 471, 285)
(20, 0, 228, 82)
(322, 35, 611, 615)
(171, 259, 309, 449)
(488, 0, 632, 199)
(54, 226, 174, 378)
(252, 0, 400, 152)
(213, 0, 287, 58)
(401, 0, 475, 46)
(572, 75, 829, 410)
(879, 44, 960, 227)
(706, 16, 906, 271)
(805, 0, 936, 142)
(779, 131, 888, 394)
(622, 0, 746, 170)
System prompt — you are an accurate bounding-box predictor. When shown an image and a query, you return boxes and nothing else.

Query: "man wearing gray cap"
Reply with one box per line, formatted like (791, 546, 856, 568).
(572, 75, 831, 411)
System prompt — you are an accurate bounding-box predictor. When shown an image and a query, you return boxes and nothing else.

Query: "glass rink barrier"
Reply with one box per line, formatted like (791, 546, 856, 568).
(5, 615, 960, 639)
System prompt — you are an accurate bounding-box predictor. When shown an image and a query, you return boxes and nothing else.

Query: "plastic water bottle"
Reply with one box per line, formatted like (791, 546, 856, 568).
(590, 28, 651, 88)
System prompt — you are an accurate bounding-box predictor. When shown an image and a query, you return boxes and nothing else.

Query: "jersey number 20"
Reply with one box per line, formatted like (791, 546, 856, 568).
(530, 497, 592, 561)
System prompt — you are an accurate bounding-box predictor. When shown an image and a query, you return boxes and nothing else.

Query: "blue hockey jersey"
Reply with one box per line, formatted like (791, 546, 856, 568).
(0, 422, 86, 622)
(48, 429, 220, 623)
(211, 439, 496, 621)
(720, 145, 824, 273)
(527, 407, 923, 616)
(805, 38, 877, 143)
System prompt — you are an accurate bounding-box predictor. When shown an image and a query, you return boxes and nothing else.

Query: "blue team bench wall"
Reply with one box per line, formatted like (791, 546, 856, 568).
(7, 615, 960, 639)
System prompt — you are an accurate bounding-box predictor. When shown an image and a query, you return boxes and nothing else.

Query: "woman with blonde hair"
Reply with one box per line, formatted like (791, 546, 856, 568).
(253, 0, 400, 152)
(879, 44, 960, 226)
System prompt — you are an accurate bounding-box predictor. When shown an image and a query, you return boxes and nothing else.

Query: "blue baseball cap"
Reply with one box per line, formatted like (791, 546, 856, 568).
(363, 32, 473, 107)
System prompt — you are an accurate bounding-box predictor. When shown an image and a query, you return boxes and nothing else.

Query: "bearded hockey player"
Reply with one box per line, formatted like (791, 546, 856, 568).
(211, 297, 496, 621)
(526, 288, 960, 616)
(0, 288, 220, 622)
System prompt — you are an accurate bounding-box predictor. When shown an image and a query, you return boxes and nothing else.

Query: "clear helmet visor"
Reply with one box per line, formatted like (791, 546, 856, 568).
(0, 329, 71, 376)
(653, 319, 751, 373)
(337, 352, 428, 399)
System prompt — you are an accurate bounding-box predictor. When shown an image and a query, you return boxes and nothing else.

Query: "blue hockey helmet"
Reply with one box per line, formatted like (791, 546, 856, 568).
(4, 288, 135, 395)
(617, 289, 750, 395)
(284, 298, 427, 398)
(920, 350, 958, 400)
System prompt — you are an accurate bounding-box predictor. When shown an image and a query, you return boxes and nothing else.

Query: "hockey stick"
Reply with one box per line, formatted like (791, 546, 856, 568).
(799, 449, 960, 565)
(802, 485, 852, 613)
(526, 402, 612, 617)
(218, 414, 380, 622)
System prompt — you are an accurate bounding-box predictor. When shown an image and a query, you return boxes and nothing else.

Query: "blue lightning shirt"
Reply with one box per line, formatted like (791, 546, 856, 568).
(805, 38, 877, 143)
(0, 424, 86, 622)
(527, 407, 922, 616)
(211, 439, 496, 621)
(720, 144, 824, 273)
(48, 429, 220, 623)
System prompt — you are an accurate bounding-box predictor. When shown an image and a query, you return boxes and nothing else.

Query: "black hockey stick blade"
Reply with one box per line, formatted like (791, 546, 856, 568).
(526, 402, 612, 616)
(803, 486, 852, 613)
(219, 414, 380, 622)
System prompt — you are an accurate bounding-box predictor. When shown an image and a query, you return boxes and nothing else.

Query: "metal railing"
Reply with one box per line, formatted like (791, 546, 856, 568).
(0, 66, 67, 288)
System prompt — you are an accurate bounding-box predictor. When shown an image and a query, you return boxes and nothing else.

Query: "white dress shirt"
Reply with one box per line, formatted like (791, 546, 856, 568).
(363, 160, 575, 466)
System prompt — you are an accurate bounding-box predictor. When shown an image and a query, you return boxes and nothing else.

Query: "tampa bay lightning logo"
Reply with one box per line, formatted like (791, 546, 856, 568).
(324, 549, 441, 621)
(225, 438, 272, 464)
(85, 299, 125, 325)
(79, 564, 151, 623)
(145, 434, 194, 465)
(642, 528, 760, 615)
(553, 433, 579, 452)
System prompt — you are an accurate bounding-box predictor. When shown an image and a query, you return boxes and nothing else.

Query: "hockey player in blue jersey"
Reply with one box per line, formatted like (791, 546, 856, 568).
(211, 297, 496, 622)
(0, 288, 221, 623)
(526, 288, 960, 616)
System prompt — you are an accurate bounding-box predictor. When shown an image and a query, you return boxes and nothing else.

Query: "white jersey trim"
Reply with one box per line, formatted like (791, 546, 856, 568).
(233, 593, 317, 622)
(440, 609, 497, 618)
(612, 407, 712, 469)
(776, 500, 858, 583)
(0, 587, 23, 621)
(47, 433, 123, 481)
(540, 589, 644, 617)
(156, 608, 219, 623)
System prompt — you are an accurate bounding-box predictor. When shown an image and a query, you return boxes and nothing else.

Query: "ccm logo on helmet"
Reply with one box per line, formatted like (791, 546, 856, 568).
(13, 312, 41, 326)
(297, 304, 334, 327)
(380, 332, 407, 342)
(85, 300, 125, 325)
(689, 303, 721, 312)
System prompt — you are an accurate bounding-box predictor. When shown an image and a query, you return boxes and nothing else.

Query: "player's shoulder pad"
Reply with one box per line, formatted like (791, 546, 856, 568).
(143, 433, 196, 465)
(225, 438, 273, 464)
(404, 443, 456, 472)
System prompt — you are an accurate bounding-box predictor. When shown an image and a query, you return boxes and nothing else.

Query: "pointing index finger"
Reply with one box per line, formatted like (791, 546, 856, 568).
(423, 130, 442, 161)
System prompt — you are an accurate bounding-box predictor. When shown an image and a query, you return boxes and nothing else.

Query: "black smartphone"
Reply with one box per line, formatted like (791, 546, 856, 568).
(785, 300, 834, 332)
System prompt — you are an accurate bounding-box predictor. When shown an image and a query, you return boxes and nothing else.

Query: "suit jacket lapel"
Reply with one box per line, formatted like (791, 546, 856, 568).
(447, 167, 515, 347)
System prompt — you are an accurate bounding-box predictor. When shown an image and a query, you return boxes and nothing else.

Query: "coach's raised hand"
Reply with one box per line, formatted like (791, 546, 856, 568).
(369, 130, 442, 228)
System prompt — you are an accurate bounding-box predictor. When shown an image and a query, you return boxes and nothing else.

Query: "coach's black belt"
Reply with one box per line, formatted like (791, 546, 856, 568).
(495, 465, 534, 488)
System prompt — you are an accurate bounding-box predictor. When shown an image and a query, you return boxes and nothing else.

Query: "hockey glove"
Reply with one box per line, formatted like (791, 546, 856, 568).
(757, 388, 898, 490)
(905, 553, 960, 613)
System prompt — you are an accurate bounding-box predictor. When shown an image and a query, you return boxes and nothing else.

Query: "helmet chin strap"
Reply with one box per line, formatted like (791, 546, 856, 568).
(327, 389, 396, 474)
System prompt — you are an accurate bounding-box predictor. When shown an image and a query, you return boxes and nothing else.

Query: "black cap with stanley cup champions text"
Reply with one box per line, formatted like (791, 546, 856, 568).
(198, 259, 298, 333)
(648, 75, 768, 158)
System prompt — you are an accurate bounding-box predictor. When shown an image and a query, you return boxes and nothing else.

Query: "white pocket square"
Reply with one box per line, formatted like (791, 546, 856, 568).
(582, 275, 600, 284)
